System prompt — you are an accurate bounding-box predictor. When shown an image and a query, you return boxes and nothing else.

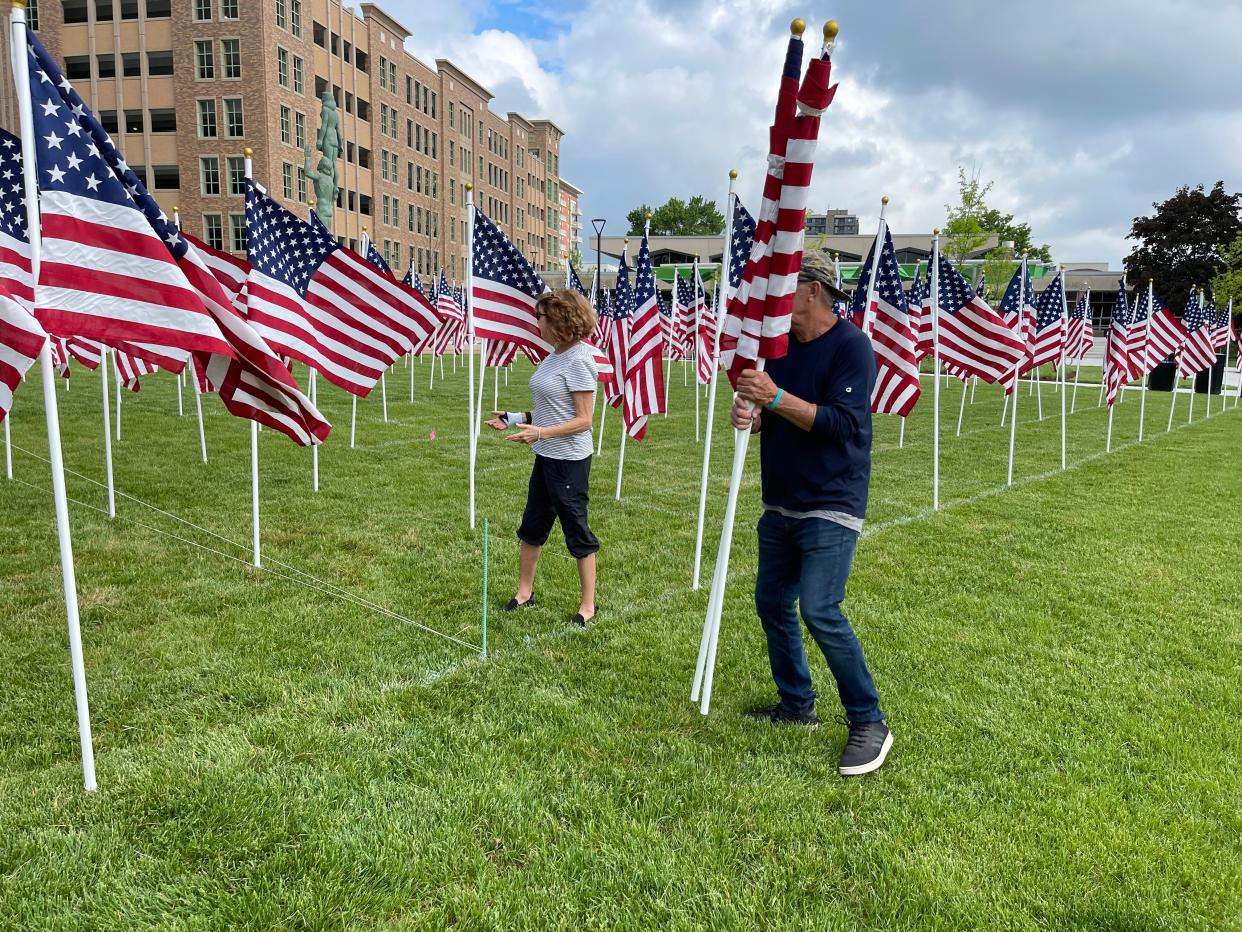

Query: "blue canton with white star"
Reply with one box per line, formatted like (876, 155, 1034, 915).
(246, 182, 340, 295)
(999, 264, 1035, 320)
(472, 208, 545, 299)
(1034, 272, 1065, 331)
(363, 238, 392, 276)
(1110, 280, 1130, 328)
(632, 235, 656, 311)
(0, 129, 27, 243)
(729, 199, 756, 290)
(614, 253, 633, 321)
(935, 253, 980, 316)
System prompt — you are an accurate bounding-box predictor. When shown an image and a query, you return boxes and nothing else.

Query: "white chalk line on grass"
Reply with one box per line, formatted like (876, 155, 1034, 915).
(5, 446, 481, 655)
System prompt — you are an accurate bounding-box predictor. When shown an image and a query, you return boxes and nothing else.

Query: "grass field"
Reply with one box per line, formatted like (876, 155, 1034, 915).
(1, 356, 1239, 930)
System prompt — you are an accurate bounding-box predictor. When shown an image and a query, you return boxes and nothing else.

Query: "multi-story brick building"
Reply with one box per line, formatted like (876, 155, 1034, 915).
(0, 0, 580, 280)
(559, 178, 582, 266)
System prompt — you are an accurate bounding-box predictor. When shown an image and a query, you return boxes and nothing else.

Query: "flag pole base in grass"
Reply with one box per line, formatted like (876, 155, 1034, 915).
(481, 518, 489, 659)
(251, 420, 261, 568)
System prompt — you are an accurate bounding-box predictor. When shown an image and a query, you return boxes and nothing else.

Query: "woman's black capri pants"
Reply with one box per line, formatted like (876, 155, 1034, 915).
(517, 454, 599, 559)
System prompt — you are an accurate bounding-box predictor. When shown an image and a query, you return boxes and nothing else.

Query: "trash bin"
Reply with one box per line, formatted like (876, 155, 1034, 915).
(1194, 352, 1226, 395)
(1148, 359, 1176, 392)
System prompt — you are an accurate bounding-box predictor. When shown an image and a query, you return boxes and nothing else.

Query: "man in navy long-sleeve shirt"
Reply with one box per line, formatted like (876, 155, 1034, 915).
(731, 251, 893, 777)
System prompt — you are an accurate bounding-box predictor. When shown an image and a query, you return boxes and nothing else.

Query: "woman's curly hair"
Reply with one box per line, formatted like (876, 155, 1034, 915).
(536, 289, 596, 346)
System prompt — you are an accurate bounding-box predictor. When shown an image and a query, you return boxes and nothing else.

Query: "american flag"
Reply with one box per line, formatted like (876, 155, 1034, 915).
(23, 37, 230, 370)
(906, 266, 933, 362)
(1143, 289, 1187, 371)
(183, 229, 248, 317)
(725, 198, 757, 300)
(604, 254, 633, 410)
(54, 335, 102, 372)
(471, 208, 548, 352)
(1104, 281, 1132, 406)
(0, 130, 33, 313)
(0, 275, 44, 422)
(934, 252, 1026, 383)
(437, 269, 463, 323)
(591, 288, 611, 348)
(360, 232, 394, 278)
(484, 339, 518, 369)
(1066, 289, 1093, 361)
(243, 182, 436, 400)
(1209, 297, 1230, 350)
(23, 35, 329, 444)
(622, 232, 666, 438)
(567, 261, 588, 297)
(859, 228, 921, 416)
(1177, 289, 1216, 378)
(403, 265, 424, 295)
(114, 346, 157, 392)
(718, 31, 836, 387)
(1028, 271, 1067, 370)
(667, 271, 691, 362)
(998, 263, 1037, 391)
(1124, 285, 1153, 381)
(694, 263, 716, 384)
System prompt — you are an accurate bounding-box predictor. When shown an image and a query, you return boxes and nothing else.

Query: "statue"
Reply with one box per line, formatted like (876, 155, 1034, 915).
(304, 91, 342, 230)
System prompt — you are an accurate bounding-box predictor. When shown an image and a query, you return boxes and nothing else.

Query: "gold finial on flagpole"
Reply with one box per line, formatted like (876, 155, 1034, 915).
(933, 228, 940, 235)
(881, 195, 889, 206)
(729, 169, 737, 180)
(791, 18, 806, 36)
(243, 147, 253, 157)
(824, 20, 839, 41)
(12, 1, 27, 10)
(465, 182, 473, 192)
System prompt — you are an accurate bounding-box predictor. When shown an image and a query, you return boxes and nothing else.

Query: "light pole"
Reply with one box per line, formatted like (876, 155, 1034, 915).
(592, 218, 606, 296)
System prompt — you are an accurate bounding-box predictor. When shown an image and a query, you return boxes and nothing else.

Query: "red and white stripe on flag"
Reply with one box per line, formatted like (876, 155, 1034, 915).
(114, 345, 158, 391)
(869, 294, 921, 418)
(484, 339, 519, 369)
(1144, 305, 1187, 371)
(0, 225, 33, 314)
(719, 41, 836, 387)
(1104, 324, 1131, 406)
(0, 277, 45, 421)
(183, 230, 249, 317)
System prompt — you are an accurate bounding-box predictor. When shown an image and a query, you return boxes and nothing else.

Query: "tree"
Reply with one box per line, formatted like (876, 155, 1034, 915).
(1124, 181, 1241, 314)
(626, 196, 725, 236)
(943, 167, 1052, 271)
(1210, 231, 1242, 327)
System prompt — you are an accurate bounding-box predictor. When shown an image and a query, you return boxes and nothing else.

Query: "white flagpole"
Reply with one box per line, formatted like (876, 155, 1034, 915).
(475, 340, 488, 438)
(1138, 279, 1153, 441)
(241, 150, 262, 566)
(931, 231, 942, 509)
(1006, 256, 1026, 486)
(114, 354, 122, 440)
(173, 208, 209, 465)
(665, 269, 676, 417)
(350, 394, 356, 448)
(860, 197, 887, 336)
(3, 412, 10, 480)
(100, 348, 115, 517)
(693, 171, 736, 589)
(1058, 266, 1068, 470)
(466, 186, 477, 529)
(309, 368, 319, 491)
(12, 3, 97, 790)
(380, 370, 388, 423)
(493, 360, 499, 413)
(176, 365, 183, 415)
(1035, 368, 1043, 420)
(956, 375, 967, 435)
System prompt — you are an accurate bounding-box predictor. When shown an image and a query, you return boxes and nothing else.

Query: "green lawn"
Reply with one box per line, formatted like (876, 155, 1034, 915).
(1, 358, 1238, 929)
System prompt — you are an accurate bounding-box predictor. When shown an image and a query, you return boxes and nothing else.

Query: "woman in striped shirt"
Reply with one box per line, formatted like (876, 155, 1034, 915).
(486, 289, 599, 627)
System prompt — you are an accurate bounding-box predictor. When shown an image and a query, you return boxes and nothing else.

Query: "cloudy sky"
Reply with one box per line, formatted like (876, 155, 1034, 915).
(386, 0, 1242, 267)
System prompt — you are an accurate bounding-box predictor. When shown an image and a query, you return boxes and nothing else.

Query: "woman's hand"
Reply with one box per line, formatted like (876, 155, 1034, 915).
(507, 426, 542, 444)
(485, 410, 510, 431)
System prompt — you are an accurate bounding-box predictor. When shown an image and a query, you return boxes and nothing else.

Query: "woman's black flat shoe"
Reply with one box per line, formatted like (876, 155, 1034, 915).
(569, 606, 597, 628)
(503, 593, 535, 612)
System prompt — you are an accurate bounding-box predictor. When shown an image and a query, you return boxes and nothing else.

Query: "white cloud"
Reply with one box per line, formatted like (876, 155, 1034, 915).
(385, 0, 1242, 267)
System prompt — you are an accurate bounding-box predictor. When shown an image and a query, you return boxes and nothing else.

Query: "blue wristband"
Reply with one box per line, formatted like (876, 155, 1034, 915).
(768, 388, 784, 411)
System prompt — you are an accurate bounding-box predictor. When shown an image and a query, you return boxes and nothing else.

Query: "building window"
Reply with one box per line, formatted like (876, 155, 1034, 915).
(220, 0, 237, 18)
(297, 166, 307, 203)
(277, 48, 288, 87)
(64, 0, 88, 23)
(223, 98, 243, 137)
(121, 52, 141, 77)
(230, 214, 246, 253)
(282, 162, 294, 200)
(203, 215, 224, 249)
(279, 105, 290, 144)
(27, 0, 39, 29)
(275, 0, 285, 28)
(378, 56, 387, 91)
(147, 50, 174, 76)
(193, 0, 210, 19)
(146, 0, 171, 16)
(124, 110, 144, 133)
(149, 109, 176, 133)
(290, 0, 302, 37)
(100, 110, 118, 133)
(221, 39, 241, 79)
(200, 157, 220, 196)
(292, 56, 304, 94)
(153, 165, 180, 189)
(227, 156, 245, 196)
(388, 61, 397, 91)
(65, 56, 90, 80)
(294, 112, 305, 149)
(195, 40, 214, 80)
(97, 54, 116, 79)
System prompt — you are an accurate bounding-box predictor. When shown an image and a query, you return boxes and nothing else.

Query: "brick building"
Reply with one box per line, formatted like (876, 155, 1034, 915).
(0, 0, 580, 280)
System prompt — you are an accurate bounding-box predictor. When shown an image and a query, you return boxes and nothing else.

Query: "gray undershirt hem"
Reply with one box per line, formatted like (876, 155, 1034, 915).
(763, 503, 865, 533)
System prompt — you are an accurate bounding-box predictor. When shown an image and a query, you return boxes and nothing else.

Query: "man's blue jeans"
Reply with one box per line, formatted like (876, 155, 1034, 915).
(754, 510, 884, 723)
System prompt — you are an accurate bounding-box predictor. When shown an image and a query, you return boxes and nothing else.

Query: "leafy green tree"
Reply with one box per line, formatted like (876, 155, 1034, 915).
(943, 168, 1052, 274)
(1210, 231, 1242, 328)
(626, 196, 725, 236)
(1124, 181, 1241, 314)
